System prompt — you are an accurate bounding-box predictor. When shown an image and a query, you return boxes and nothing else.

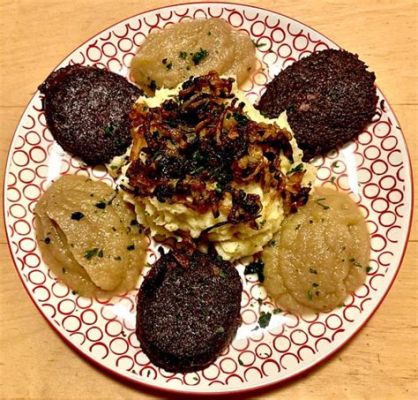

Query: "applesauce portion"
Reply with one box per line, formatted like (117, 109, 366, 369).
(263, 187, 370, 314)
(130, 18, 256, 94)
(35, 175, 147, 297)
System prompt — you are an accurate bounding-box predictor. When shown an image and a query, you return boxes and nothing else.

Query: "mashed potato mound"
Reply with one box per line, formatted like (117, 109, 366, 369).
(110, 78, 315, 261)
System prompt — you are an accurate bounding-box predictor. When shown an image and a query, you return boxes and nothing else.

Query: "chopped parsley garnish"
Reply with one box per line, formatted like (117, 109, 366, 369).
(219, 270, 226, 279)
(244, 259, 265, 282)
(44, 237, 51, 244)
(179, 51, 188, 60)
(314, 197, 330, 210)
(253, 40, 266, 49)
(312, 282, 319, 287)
(104, 123, 115, 137)
(84, 248, 99, 260)
(148, 80, 157, 91)
(127, 244, 135, 251)
(295, 224, 301, 230)
(273, 308, 282, 314)
(162, 58, 167, 64)
(307, 290, 313, 300)
(190, 166, 204, 175)
(98, 249, 104, 258)
(215, 326, 225, 334)
(349, 257, 364, 268)
(191, 48, 209, 65)
(233, 112, 248, 125)
(238, 358, 244, 365)
(95, 201, 106, 209)
(330, 175, 337, 184)
(287, 163, 304, 174)
(71, 211, 84, 220)
(166, 62, 173, 70)
(366, 266, 373, 273)
(72, 290, 78, 295)
(130, 219, 139, 226)
(309, 268, 318, 274)
(114, 256, 122, 261)
(332, 161, 340, 169)
(258, 311, 272, 328)
(269, 240, 277, 247)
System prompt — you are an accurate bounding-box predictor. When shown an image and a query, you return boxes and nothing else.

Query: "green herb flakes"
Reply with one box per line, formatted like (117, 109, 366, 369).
(104, 123, 115, 137)
(307, 290, 313, 301)
(191, 48, 209, 65)
(95, 201, 106, 209)
(127, 244, 135, 251)
(244, 260, 265, 282)
(314, 197, 330, 210)
(253, 40, 266, 49)
(179, 51, 188, 60)
(273, 308, 282, 314)
(258, 311, 272, 328)
(349, 257, 363, 268)
(44, 237, 51, 244)
(98, 249, 104, 258)
(309, 268, 318, 274)
(215, 326, 225, 334)
(84, 248, 99, 260)
(148, 80, 157, 91)
(366, 266, 373, 273)
(219, 270, 226, 279)
(71, 211, 84, 221)
(287, 163, 304, 174)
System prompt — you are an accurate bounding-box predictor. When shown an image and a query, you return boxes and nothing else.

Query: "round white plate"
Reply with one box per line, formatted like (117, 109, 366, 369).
(4, 2, 413, 395)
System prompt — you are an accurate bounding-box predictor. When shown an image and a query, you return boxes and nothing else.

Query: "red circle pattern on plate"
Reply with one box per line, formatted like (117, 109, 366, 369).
(3, 2, 413, 395)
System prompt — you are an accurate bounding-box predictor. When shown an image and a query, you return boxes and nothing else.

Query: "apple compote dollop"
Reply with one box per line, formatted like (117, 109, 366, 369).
(263, 187, 370, 314)
(130, 18, 256, 95)
(34, 175, 147, 297)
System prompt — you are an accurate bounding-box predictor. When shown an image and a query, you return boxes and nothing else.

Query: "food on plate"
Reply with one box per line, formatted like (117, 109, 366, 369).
(136, 248, 242, 372)
(114, 72, 316, 260)
(257, 49, 377, 160)
(130, 18, 256, 95)
(39, 64, 142, 165)
(34, 175, 147, 297)
(262, 187, 370, 314)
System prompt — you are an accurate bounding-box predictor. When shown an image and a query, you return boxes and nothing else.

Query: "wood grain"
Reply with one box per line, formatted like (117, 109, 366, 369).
(1, 1, 417, 399)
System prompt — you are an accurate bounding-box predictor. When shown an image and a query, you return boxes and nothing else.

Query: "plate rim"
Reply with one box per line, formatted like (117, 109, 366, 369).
(3, 1, 415, 395)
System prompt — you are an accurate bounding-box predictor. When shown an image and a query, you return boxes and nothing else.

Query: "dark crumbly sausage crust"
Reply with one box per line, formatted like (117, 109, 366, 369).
(39, 64, 142, 165)
(136, 249, 242, 372)
(257, 49, 377, 160)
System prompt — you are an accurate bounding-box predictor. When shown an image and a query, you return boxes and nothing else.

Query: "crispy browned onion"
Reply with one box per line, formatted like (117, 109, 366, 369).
(127, 72, 309, 227)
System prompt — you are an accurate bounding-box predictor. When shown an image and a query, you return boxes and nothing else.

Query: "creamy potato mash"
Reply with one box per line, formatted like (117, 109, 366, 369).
(262, 187, 370, 314)
(131, 19, 256, 95)
(110, 81, 316, 260)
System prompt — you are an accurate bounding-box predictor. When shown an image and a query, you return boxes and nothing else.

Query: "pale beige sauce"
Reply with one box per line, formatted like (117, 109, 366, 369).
(263, 187, 370, 314)
(35, 175, 147, 297)
(130, 18, 256, 94)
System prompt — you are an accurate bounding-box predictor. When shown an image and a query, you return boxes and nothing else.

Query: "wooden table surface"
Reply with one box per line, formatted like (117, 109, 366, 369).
(0, 1, 417, 399)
